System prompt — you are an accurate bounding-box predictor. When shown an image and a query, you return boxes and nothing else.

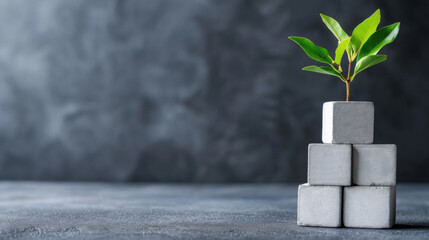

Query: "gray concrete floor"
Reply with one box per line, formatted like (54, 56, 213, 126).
(0, 182, 427, 239)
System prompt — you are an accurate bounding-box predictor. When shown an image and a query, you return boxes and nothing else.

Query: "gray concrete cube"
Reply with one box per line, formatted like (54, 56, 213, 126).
(297, 184, 342, 227)
(308, 144, 351, 186)
(353, 144, 397, 186)
(343, 186, 396, 228)
(322, 101, 374, 144)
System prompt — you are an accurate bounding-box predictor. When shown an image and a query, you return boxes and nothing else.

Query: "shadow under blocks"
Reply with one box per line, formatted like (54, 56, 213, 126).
(297, 101, 397, 228)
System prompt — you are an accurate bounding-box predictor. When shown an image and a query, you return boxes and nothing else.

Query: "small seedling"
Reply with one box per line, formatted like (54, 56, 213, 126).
(289, 10, 400, 101)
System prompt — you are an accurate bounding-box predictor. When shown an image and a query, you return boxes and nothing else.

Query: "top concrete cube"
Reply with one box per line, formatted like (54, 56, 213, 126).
(322, 101, 374, 144)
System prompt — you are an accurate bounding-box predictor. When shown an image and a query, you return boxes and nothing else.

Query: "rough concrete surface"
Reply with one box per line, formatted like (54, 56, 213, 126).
(297, 184, 342, 227)
(308, 144, 351, 186)
(322, 101, 374, 144)
(0, 182, 428, 239)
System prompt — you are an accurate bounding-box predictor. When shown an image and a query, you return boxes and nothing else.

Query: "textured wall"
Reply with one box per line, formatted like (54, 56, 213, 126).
(0, 0, 427, 182)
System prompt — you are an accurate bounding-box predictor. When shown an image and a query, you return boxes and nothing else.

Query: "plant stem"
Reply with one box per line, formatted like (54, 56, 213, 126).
(347, 61, 351, 81)
(345, 80, 350, 101)
(346, 59, 352, 101)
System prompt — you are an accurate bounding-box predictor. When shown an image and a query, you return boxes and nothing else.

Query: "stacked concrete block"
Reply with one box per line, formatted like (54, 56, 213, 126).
(343, 186, 396, 228)
(297, 184, 342, 227)
(308, 144, 351, 186)
(322, 101, 374, 144)
(298, 101, 397, 228)
(352, 144, 396, 186)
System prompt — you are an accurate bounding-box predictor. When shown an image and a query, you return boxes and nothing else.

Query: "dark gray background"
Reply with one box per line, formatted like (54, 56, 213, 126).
(0, 0, 427, 182)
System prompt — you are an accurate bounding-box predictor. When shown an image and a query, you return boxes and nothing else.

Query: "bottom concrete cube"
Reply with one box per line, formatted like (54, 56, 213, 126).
(297, 184, 342, 227)
(343, 186, 396, 228)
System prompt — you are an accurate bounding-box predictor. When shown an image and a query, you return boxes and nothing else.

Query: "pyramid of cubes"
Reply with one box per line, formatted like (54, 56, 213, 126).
(297, 101, 396, 228)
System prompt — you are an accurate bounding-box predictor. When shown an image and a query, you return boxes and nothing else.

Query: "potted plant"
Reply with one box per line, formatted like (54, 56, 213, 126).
(289, 9, 400, 143)
(294, 10, 400, 229)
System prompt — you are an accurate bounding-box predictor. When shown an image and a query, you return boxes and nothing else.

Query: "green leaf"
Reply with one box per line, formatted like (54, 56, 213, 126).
(302, 66, 343, 80)
(357, 22, 400, 62)
(351, 54, 387, 81)
(350, 9, 381, 58)
(289, 36, 333, 65)
(320, 14, 349, 41)
(335, 37, 351, 65)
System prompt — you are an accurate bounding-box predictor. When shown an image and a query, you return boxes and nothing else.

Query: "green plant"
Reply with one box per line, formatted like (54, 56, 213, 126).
(289, 9, 400, 101)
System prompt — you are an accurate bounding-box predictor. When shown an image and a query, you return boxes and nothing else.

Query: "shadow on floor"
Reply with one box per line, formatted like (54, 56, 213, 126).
(394, 224, 429, 230)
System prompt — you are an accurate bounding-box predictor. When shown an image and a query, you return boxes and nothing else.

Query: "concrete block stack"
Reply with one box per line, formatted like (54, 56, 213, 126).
(297, 101, 397, 228)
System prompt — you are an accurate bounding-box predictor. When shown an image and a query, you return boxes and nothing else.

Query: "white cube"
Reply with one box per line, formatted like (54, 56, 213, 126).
(297, 184, 342, 227)
(308, 144, 351, 186)
(322, 101, 374, 144)
(343, 186, 396, 228)
(353, 144, 397, 186)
